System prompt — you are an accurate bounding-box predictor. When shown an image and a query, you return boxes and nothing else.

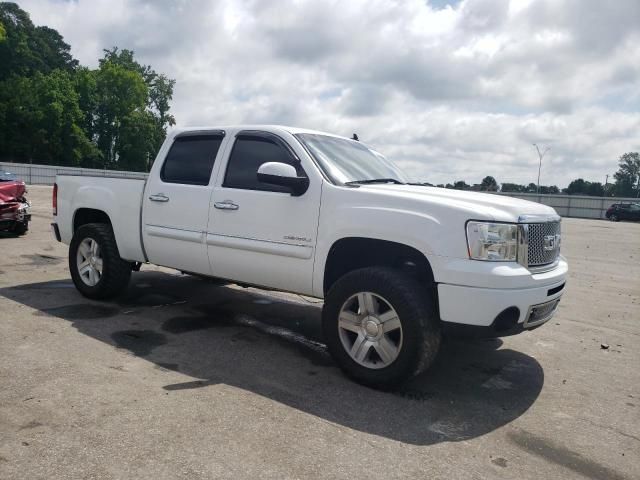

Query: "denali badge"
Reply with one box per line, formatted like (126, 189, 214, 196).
(543, 234, 557, 251)
(284, 235, 311, 243)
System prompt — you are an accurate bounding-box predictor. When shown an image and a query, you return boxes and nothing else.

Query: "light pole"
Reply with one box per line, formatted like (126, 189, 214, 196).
(533, 144, 550, 193)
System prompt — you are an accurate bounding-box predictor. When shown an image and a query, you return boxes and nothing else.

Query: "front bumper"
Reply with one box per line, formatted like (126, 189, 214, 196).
(437, 257, 567, 336)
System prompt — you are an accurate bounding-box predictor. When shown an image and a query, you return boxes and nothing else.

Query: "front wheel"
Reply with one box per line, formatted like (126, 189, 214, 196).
(609, 214, 619, 222)
(322, 267, 441, 390)
(69, 223, 132, 299)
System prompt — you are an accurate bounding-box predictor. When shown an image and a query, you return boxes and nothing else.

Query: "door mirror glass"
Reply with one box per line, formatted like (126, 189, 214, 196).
(257, 162, 309, 196)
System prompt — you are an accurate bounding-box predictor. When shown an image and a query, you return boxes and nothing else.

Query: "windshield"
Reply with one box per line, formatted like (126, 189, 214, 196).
(295, 133, 407, 185)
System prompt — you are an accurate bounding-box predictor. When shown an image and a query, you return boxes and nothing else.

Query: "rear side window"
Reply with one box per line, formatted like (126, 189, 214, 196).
(161, 134, 223, 185)
(223, 135, 303, 192)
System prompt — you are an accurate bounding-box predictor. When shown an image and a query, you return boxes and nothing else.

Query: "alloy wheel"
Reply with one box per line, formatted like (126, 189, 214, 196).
(76, 237, 103, 286)
(337, 292, 403, 369)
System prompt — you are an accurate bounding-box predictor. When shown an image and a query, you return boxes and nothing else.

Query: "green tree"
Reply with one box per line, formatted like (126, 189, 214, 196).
(587, 182, 604, 196)
(565, 178, 587, 195)
(116, 110, 158, 171)
(93, 60, 148, 167)
(0, 3, 77, 80)
(99, 47, 176, 156)
(564, 179, 605, 196)
(0, 70, 98, 164)
(0, 4, 176, 169)
(480, 176, 498, 191)
(539, 185, 560, 194)
(76, 49, 176, 170)
(500, 183, 526, 193)
(613, 152, 640, 197)
(149, 73, 176, 131)
(453, 180, 470, 190)
(73, 67, 98, 139)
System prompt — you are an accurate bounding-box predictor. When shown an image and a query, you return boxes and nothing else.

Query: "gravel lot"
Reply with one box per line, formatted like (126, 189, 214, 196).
(1, 185, 639, 480)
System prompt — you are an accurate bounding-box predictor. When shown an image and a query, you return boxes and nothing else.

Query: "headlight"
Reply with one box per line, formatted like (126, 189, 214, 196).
(466, 221, 518, 261)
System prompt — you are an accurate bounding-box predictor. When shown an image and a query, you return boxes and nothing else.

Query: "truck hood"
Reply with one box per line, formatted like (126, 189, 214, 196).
(357, 184, 559, 222)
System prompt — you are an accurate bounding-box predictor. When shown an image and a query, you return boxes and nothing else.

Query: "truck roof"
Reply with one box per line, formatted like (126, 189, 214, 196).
(169, 125, 353, 140)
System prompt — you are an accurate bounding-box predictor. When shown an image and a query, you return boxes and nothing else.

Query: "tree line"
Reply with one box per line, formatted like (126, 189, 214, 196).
(426, 152, 639, 198)
(0, 2, 175, 171)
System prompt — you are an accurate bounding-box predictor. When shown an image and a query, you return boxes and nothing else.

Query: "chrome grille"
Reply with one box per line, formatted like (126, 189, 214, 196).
(526, 222, 561, 266)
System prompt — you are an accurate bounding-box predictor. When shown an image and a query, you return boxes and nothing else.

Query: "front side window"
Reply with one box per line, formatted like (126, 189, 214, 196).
(224, 134, 303, 192)
(161, 134, 223, 185)
(295, 133, 407, 185)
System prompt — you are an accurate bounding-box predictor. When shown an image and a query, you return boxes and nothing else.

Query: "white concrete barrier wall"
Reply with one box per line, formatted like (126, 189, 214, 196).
(2, 161, 637, 219)
(495, 192, 639, 219)
(0, 161, 147, 185)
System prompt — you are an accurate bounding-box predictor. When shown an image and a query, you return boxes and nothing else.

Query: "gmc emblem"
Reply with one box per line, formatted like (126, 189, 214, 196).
(543, 234, 558, 251)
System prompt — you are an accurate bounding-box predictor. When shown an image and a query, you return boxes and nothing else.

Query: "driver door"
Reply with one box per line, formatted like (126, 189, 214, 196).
(206, 131, 321, 294)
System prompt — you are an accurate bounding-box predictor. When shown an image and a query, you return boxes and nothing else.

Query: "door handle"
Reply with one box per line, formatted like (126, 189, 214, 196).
(214, 201, 239, 210)
(149, 194, 170, 202)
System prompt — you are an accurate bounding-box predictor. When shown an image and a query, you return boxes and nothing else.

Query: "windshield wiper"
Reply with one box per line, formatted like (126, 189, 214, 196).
(344, 178, 405, 186)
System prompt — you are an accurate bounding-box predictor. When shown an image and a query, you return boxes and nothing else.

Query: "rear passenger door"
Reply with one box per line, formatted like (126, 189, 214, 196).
(142, 131, 226, 275)
(206, 130, 322, 295)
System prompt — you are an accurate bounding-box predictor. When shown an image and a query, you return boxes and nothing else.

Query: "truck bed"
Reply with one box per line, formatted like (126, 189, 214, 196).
(54, 175, 147, 262)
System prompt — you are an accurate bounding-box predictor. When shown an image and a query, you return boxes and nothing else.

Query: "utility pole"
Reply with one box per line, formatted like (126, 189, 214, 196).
(604, 174, 608, 197)
(533, 144, 550, 194)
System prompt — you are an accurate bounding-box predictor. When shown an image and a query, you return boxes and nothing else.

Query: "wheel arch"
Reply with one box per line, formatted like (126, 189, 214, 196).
(73, 208, 112, 232)
(322, 237, 436, 296)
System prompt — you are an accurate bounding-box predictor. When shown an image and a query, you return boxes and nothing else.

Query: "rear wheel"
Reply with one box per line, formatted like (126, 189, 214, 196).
(69, 223, 131, 299)
(322, 267, 441, 390)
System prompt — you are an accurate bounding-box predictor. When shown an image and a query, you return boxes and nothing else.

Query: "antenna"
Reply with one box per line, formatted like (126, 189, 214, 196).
(352, 133, 359, 141)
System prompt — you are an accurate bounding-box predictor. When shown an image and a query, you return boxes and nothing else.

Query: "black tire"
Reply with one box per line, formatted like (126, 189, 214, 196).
(322, 267, 441, 390)
(69, 223, 132, 299)
(13, 221, 28, 236)
(609, 214, 619, 222)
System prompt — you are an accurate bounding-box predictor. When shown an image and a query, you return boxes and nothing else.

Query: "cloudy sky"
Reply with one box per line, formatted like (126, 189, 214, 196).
(20, 0, 640, 186)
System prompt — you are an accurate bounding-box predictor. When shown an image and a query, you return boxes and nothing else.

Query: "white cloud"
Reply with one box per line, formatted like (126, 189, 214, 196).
(19, 0, 640, 186)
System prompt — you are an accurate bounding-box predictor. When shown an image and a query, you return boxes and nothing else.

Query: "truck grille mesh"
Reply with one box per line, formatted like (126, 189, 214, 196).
(527, 222, 561, 266)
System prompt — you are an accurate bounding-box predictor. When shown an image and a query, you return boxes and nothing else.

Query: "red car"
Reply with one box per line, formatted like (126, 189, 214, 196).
(0, 171, 30, 235)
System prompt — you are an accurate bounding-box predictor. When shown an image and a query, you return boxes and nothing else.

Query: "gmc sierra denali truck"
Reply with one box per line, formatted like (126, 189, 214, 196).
(52, 125, 567, 389)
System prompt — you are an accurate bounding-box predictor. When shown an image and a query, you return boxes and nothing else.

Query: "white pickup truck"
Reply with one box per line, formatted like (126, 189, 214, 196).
(52, 125, 567, 389)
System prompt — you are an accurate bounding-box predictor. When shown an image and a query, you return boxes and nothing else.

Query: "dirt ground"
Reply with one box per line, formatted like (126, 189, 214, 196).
(1, 185, 639, 480)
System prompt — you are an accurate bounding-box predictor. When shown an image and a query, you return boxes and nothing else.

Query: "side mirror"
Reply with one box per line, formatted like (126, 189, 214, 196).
(257, 162, 309, 196)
